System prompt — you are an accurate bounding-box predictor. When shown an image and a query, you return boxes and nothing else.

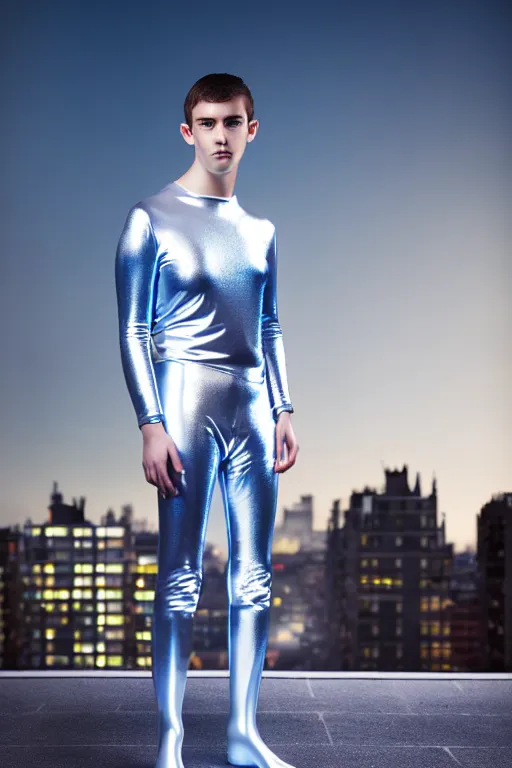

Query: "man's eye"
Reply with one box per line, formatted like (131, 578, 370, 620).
(200, 120, 242, 128)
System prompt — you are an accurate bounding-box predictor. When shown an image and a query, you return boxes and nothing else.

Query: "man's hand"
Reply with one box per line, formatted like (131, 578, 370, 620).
(140, 422, 184, 498)
(274, 411, 299, 473)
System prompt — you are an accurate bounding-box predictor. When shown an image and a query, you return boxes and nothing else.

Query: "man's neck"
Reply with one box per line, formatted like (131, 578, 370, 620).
(175, 169, 237, 199)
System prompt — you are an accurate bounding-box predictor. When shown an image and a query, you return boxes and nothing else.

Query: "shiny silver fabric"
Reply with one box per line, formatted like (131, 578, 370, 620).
(115, 181, 295, 768)
(115, 181, 293, 428)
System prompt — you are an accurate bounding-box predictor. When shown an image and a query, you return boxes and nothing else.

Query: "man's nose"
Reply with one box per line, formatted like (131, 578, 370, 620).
(215, 130, 228, 144)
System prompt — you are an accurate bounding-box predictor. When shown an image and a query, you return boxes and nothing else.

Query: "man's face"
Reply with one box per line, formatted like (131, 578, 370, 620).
(182, 97, 258, 175)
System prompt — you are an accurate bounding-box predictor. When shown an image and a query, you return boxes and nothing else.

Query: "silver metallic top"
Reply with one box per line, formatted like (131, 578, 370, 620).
(115, 181, 294, 428)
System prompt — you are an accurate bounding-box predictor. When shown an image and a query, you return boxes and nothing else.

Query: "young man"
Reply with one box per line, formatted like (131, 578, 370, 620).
(115, 73, 299, 768)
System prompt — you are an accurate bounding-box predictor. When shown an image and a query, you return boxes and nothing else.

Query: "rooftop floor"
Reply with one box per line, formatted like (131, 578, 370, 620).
(1, 672, 511, 767)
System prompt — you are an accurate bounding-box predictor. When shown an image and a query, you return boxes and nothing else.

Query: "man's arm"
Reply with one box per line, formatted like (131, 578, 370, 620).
(115, 205, 164, 429)
(261, 225, 294, 422)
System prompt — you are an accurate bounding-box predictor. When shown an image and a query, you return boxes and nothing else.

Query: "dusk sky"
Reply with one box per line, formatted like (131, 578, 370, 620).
(1, 1, 509, 556)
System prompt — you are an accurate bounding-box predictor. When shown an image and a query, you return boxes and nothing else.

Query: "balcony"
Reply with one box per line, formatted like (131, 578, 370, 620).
(0, 671, 511, 767)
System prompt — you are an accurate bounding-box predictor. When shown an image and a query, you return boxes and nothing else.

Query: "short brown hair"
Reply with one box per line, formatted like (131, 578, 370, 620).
(184, 73, 254, 129)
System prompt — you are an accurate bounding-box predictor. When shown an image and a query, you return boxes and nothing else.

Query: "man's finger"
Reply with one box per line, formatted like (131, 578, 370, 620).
(276, 438, 298, 472)
(169, 445, 184, 473)
(275, 428, 282, 466)
(288, 442, 299, 464)
(147, 466, 158, 488)
(156, 465, 176, 497)
(274, 436, 286, 470)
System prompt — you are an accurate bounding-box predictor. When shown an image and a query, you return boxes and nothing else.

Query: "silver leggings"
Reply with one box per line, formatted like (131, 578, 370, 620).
(151, 359, 291, 768)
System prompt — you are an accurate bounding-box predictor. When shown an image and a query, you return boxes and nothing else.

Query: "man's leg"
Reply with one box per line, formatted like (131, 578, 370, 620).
(152, 361, 221, 768)
(219, 386, 296, 768)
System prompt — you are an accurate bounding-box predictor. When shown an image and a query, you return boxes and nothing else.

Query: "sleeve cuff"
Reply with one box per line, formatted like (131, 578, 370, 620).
(273, 405, 294, 421)
(138, 415, 164, 428)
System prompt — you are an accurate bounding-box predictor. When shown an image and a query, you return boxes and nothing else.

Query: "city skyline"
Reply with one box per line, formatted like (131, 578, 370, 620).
(1, 2, 509, 555)
(3, 465, 499, 561)
(4, 483, 508, 673)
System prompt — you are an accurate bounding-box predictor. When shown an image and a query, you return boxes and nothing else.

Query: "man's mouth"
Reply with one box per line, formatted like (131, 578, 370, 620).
(215, 152, 231, 157)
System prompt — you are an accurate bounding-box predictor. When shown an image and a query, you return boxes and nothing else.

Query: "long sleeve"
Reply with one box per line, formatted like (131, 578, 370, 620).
(261, 227, 294, 421)
(115, 205, 164, 428)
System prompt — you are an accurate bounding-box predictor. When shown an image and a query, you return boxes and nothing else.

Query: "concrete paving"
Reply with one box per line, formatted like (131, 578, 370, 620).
(0, 676, 511, 767)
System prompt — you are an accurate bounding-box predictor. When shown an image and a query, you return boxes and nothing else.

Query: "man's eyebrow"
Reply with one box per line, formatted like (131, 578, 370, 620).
(194, 114, 245, 122)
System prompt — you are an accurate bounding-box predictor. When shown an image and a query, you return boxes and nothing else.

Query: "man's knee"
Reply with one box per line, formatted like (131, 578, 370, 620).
(155, 564, 202, 615)
(228, 562, 272, 609)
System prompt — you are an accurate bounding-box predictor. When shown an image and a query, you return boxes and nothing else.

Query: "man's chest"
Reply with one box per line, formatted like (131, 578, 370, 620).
(153, 210, 271, 293)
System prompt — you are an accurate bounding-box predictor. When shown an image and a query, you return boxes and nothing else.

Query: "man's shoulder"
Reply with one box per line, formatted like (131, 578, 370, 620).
(124, 183, 179, 229)
(237, 201, 275, 235)
(136, 182, 176, 213)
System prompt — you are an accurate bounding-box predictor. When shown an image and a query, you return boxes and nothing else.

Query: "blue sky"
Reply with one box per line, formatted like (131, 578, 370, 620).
(1, 0, 509, 555)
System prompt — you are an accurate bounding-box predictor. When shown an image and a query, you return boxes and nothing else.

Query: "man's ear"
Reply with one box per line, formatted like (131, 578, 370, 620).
(179, 123, 194, 146)
(247, 119, 259, 142)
